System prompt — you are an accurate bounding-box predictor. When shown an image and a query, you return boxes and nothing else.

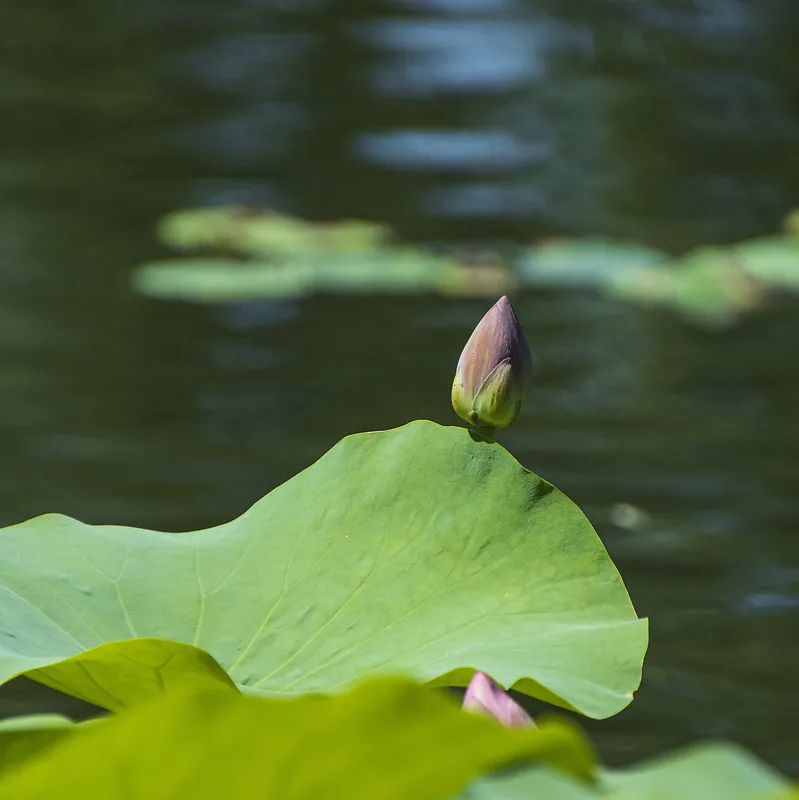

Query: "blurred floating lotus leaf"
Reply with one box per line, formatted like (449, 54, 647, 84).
(144, 206, 799, 315)
(440, 264, 517, 297)
(157, 206, 390, 256)
(304, 250, 453, 294)
(517, 238, 669, 288)
(729, 236, 799, 290)
(462, 742, 794, 800)
(599, 742, 794, 800)
(668, 248, 764, 324)
(784, 209, 799, 238)
(0, 422, 645, 720)
(462, 766, 596, 799)
(313, 251, 516, 298)
(132, 252, 514, 302)
(142, 205, 519, 302)
(0, 680, 595, 800)
(239, 216, 390, 256)
(156, 206, 255, 251)
(605, 247, 764, 329)
(132, 259, 313, 302)
(609, 503, 652, 532)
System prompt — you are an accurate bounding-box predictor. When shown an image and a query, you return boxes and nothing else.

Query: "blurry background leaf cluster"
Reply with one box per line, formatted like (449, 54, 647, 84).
(0, 0, 798, 780)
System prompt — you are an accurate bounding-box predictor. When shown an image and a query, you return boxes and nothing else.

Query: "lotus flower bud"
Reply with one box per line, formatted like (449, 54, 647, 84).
(451, 296, 533, 432)
(462, 671, 535, 728)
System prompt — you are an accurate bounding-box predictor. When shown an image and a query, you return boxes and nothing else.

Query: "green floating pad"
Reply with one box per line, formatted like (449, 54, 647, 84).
(132, 259, 313, 302)
(296, 249, 456, 294)
(784, 209, 799, 239)
(605, 246, 763, 329)
(0, 679, 595, 800)
(140, 204, 517, 301)
(600, 742, 795, 800)
(0, 422, 646, 719)
(516, 239, 669, 288)
(462, 764, 597, 799)
(131, 253, 514, 302)
(157, 206, 390, 256)
(730, 236, 799, 290)
(461, 742, 794, 800)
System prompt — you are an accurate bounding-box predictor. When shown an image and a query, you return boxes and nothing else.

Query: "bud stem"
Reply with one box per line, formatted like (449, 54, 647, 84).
(475, 424, 496, 441)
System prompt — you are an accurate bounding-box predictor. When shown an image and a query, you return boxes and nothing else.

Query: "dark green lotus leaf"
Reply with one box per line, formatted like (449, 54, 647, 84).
(517, 239, 668, 288)
(0, 679, 595, 800)
(0, 422, 646, 718)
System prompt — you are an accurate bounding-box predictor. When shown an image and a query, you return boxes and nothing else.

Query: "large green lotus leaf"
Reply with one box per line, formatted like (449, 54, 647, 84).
(0, 678, 595, 799)
(459, 742, 795, 800)
(0, 422, 646, 717)
(517, 239, 669, 288)
(21, 639, 238, 712)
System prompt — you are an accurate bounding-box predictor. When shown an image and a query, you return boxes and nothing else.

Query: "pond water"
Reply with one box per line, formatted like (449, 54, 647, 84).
(1, 0, 798, 776)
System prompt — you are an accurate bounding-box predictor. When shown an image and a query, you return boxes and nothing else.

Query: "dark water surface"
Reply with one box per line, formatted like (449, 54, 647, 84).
(1, 0, 798, 775)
